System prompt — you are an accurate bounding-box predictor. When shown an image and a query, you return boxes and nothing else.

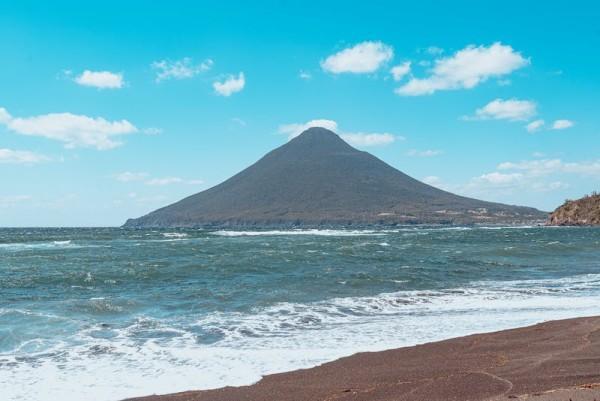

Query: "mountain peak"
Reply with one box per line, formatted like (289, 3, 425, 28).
(296, 126, 338, 138)
(287, 127, 355, 153)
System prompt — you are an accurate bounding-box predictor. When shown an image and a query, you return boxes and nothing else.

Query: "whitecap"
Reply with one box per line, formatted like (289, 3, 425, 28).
(162, 232, 189, 238)
(211, 229, 386, 237)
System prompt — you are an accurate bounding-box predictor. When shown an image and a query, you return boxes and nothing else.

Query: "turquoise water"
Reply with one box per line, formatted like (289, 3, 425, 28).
(1, 226, 600, 400)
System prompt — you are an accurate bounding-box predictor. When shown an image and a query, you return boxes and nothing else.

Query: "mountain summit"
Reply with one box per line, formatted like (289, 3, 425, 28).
(124, 127, 545, 227)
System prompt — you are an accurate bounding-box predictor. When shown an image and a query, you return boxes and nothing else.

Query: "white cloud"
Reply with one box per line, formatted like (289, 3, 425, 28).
(436, 157, 594, 201)
(321, 41, 393, 74)
(498, 158, 600, 177)
(115, 172, 148, 182)
(470, 98, 537, 121)
(390, 62, 411, 81)
(146, 177, 183, 186)
(396, 42, 529, 96)
(115, 171, 202, 186)
(145, 177, 203, 186)
(422, 176, 442, 186)
(278, 119, 339, 139)
(0, 107, 137, 150)
(151, 58, 213, 82)
(551, 119, 574, 130)
(407, 149, 443, 157)
(0, 108, 11, 124)
(299, 71, 312, 80)
(278, 119, 401, 147)
(526, 119, 545, 133)
(475, 172, 524, 185)
(340, 133, 396, 146)
(74, 70, 124, 89)
(0, 148, 49, 164)
(213, 72, 245, 96)
(465, 174, 570, 194)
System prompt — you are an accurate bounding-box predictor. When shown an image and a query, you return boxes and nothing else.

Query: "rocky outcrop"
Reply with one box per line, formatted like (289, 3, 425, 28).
(548, 193, 600, 226)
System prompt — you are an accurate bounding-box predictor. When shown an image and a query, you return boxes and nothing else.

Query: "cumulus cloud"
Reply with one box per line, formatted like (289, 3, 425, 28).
(278, 119, 339, 139)
(474, 172, 524, 185)
(465, 173, 569, 194)
(74, 70, 124, 89)
(469, 98, 537, 121)
(115, 172, 148, 182)
(321, 41, 393, 74)
(390, 62, 411, 81)
(526, 119, 545, 133)
(407, 149, 443, 157)
(0, 148, 49, 164)
(396, 42, 529, 96)
(551, 119, 574, 130)
(498, 159, 600, 177)
(0, 107, 137, 150)
(151, 57, 213, 82)
(278, 119, 401, 147)
(455, 158, 599, 198)
(213, 72, 245, 96)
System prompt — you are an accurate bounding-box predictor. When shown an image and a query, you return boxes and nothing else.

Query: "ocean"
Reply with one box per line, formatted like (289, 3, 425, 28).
(1, 226, 599, 401)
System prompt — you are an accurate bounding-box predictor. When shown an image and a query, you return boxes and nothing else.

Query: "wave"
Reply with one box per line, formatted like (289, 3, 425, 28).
(0, 240, 78, 251)
(162, 232, 189, 238)
(194, 273, 600, 344)
(4, 273, 600, 401)
(211, 229, 386, 237)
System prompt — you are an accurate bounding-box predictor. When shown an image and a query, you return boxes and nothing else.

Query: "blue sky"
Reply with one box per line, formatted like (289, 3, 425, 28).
(1, 1, 599, 226)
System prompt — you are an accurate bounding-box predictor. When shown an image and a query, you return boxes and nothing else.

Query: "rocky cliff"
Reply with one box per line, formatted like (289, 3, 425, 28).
(548, 193, 600, 226)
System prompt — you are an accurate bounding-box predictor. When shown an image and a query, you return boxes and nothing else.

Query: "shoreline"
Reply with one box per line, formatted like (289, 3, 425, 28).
(127, 316, 600, 401)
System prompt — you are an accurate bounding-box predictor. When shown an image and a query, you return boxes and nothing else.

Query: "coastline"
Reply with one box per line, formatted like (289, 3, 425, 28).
(127, 316, 600, 401)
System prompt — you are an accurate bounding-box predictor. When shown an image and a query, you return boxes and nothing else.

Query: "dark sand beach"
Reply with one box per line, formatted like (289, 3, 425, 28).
(128, 316, 600, 401)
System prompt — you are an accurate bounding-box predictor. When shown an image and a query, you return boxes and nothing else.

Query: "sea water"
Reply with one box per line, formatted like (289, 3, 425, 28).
(1, 226, 599, 400)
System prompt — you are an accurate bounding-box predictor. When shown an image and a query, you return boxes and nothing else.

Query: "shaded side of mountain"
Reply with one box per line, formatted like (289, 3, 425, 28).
(124, 128, 547, 228)
(548, 193, 600, 226)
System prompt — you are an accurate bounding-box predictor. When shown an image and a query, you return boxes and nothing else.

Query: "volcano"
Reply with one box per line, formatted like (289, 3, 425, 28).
(123, 127, 546, 227)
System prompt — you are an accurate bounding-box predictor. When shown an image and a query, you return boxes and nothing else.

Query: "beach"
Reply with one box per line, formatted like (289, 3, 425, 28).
(129, 316, 600, 401)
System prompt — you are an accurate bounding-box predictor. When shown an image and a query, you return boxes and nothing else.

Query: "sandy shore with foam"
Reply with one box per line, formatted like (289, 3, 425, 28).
(127, 316, 600, 401)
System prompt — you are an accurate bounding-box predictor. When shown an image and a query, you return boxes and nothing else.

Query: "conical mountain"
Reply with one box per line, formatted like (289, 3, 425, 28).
(124, 127, 546, 227)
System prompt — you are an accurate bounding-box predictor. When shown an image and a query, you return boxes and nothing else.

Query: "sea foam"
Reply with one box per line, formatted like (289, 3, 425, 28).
(3, 273, 600, 401)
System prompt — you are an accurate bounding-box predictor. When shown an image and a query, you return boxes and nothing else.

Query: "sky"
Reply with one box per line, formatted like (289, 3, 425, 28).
(1, 1, 599, 226)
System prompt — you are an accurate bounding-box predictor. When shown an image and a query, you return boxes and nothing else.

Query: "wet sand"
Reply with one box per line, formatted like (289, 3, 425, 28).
(127, 316, 600, 401)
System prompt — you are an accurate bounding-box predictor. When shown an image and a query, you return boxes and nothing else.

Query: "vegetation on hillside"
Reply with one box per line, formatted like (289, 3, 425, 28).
(548, 192, 600, 226)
